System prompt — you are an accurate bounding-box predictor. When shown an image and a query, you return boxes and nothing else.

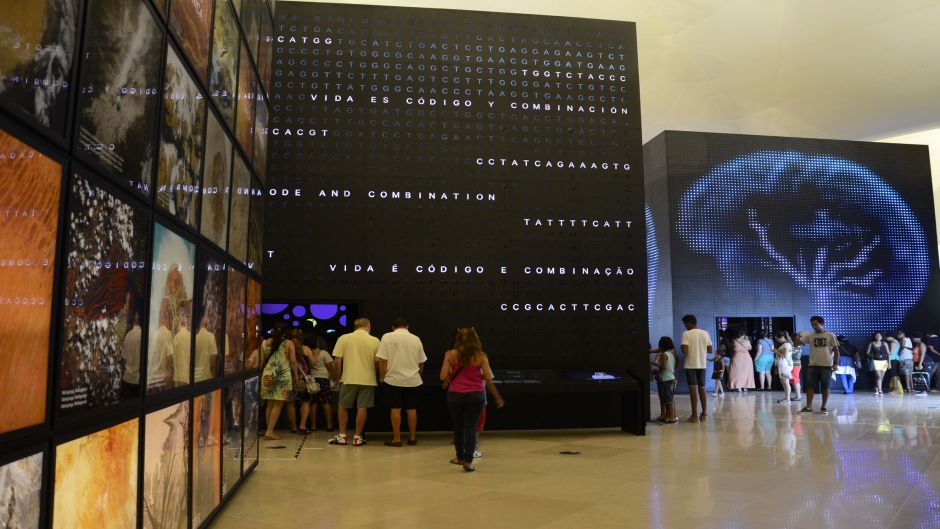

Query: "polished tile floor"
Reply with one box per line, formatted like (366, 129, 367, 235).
(213, 391, 940, 529)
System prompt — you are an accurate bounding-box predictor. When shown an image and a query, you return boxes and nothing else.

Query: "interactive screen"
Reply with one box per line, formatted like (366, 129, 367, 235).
(646, 131, 939, 349)
(146, 223, 196, 394)
(242, 376, 259, 469)
(143, 401, 189, 529)
(200, 111, 233, 249)
(0, 0, 77, 132)
(195, 256, 226, 383)
(209, 0, 239, 129)
(234, 42, 255, 162)
(60, 174, 149, 414)
(192, 389, 221, 528)
(75, 0, 162, 194)
(0, 129, 60, 434)
(53, 419, 138, 529)
(169, 0, 212, 84)
(227, 154, 250, 263)
(265, 4, 645, 370)
(221, 381, 243, 496)
(156, 45, 206, 228)
(0, 452, 42, 528)
(224, 267, 246, 375)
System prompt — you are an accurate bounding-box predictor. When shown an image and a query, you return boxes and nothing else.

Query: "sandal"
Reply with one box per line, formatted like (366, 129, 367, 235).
(263, 434, 281, 441)
(463, 463, 476, 472)
(384, 440, 403, 447)
(407, 439, 418, 446)
(450, 458, 464, 465)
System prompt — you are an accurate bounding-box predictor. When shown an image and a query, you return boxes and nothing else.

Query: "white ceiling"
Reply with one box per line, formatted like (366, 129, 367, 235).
(281, 0, 940, 143)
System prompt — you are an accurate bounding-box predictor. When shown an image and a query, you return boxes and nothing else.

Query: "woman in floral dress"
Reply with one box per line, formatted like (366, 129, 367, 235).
(261, 323, 298, 440)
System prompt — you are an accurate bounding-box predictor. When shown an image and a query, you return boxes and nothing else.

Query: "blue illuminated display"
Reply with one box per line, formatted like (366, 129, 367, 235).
(675, 150, 931, 336)
(645, 203, 659, 329)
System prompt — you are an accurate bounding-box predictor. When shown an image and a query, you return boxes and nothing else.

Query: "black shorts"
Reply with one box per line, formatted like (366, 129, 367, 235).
(657, 378, 676, 405)
(685, 368, 706, 387)
(805, 366, 832, 392)
(383, 383, 420, 410)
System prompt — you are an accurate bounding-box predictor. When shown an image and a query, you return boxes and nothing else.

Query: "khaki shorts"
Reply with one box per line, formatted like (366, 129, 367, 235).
(338, 384, 375, 409)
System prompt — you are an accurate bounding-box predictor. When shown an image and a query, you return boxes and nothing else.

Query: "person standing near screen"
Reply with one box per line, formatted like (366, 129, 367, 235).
(680, 314, 713, 423)
(795, 316, 839, 415)
(377, 318, 428, 446)
(329, 317, 380, 446)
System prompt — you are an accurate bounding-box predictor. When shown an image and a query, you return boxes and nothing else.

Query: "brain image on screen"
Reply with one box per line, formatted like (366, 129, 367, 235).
(676, 151, 931, 336)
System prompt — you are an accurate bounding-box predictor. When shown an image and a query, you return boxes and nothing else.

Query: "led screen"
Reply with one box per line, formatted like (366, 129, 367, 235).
(0, 452, 42, 528)
(156, 45, 205, 228)
(227, 154, 250, 263)
(257, 10, 273, 93)
(234, 42, 255, 162)
(224, 267, 246, 375)
(265, 3, 645, 371)
(60, 174, 149, 414)
(221, 381, 243, 496)
(645, 131, 939, 354)
(0, 0, 78, 132)
(143, 402, 189, 529)
(169, 0, 212, 84)
(192, 389, 221, 528)
(0, 128, 60, 434)
(200, 111, 232, 249)
(53, 419, 138, 529)
(74, 0, 162, 195)
(209, 0, 239, 129)
(195, 256, 226, 382)
(243, 376, 258, 469)
(245, 279, 261, 369)
(146, 223, 196, 394)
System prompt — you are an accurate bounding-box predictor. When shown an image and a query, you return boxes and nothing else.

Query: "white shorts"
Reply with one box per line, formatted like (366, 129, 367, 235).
(777, 360, 793, 380)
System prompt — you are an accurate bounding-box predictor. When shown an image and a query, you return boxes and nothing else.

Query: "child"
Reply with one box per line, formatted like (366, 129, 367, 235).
(651, 337, 678, 423)
(711, 350, 725, 397)
(775, 331, 800, 403)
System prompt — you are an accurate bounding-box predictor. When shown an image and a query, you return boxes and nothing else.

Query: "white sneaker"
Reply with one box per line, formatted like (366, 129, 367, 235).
(473, 450, 483, 459)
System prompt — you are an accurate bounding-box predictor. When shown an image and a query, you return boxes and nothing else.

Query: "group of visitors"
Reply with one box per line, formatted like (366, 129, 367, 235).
(652, 314, 940, 423)
(259, 317, 504, 472)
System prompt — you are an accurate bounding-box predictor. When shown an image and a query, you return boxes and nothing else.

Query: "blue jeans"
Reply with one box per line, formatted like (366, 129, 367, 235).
(447, 391, 485, 463)
(839, 374, 855, 393)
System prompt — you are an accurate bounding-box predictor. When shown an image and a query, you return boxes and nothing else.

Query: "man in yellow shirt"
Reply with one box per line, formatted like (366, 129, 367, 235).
(329, 317, 380, 446)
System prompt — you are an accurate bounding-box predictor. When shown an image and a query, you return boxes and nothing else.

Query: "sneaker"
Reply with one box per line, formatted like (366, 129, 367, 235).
(473, 450, 483, 458)
(777, 399, 791, 404)
(799, 407, 813, 413)
(352, 435, 367, 446)
(817, 407, 829, 415)
(790, 397, 801, 401)
(328, 434, 347, 445)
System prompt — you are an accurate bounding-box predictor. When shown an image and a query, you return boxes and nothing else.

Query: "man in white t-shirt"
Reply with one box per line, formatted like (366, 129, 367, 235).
(377, 318, 428, 446)
(680, 314, 713, 423)
(794, 315, 840, 415)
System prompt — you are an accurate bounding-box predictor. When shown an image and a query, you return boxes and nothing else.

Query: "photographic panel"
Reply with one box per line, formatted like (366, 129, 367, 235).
(194, 256, 226, 383)
(75, 0, 162, 196)
(224, 267, 246, 375)
(59, 173, 149, 415)
(146, 222, 196, 394)
(221, 381, 242, 497)
(53, 419, 139, 529)
(0, 128, 61, 434)
(0, 0, 78, 133)
(192, 389, 221, 528)
(143, 401, 189, 529)
(156, 45, 206, 229)
(199, 112, 232, 249)
(0, 452, 43, 528)
(209, 0, 239, 130)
